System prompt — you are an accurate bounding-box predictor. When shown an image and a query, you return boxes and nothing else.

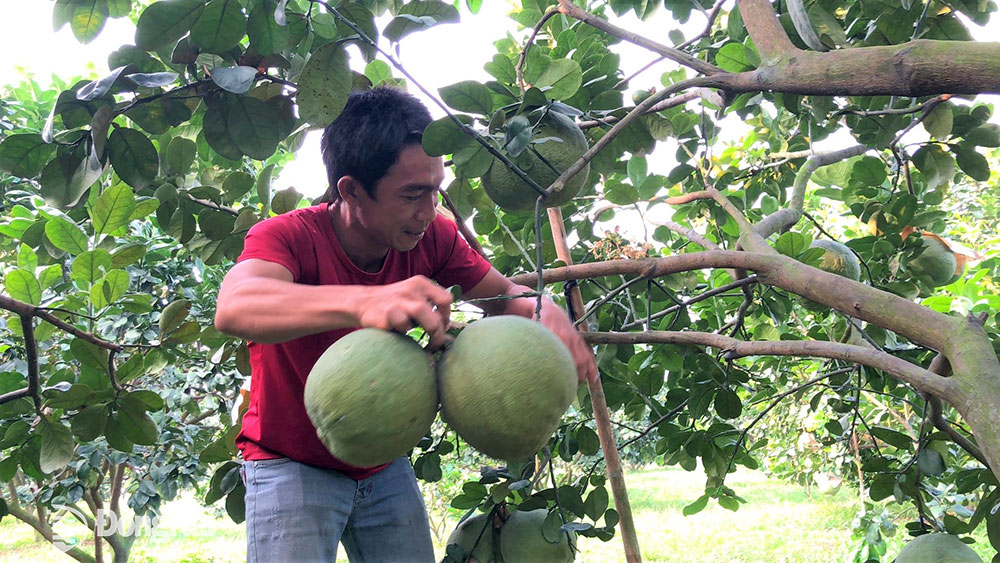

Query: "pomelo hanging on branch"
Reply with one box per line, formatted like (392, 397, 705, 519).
(893, 533, 983, 562)
(481, 110, 590, 212)
(436, 315, 578, 461)
(303, 329, 438, 468)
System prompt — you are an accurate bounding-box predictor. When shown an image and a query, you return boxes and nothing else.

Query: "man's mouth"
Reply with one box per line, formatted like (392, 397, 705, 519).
(404, 229, 425, 239)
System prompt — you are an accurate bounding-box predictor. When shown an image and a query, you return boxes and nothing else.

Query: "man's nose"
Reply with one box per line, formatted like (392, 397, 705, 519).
(416, 192, 437, 221)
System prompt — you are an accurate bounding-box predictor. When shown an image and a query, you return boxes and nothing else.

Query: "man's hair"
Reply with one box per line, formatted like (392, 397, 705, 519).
(320, 86, 433, 202)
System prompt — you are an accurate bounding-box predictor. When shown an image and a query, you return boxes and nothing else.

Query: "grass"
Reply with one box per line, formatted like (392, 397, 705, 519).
(1, 465, 996, 562)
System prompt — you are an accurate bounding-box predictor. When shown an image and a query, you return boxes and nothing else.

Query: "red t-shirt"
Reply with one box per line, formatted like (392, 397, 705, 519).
(234, 203, 492, 480)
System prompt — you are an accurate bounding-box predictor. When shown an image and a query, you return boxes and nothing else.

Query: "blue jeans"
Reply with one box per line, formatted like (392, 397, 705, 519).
(242, 456, 434, 562)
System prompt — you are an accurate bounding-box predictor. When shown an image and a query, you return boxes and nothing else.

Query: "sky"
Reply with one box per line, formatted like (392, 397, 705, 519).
(1, 2, 998, 238)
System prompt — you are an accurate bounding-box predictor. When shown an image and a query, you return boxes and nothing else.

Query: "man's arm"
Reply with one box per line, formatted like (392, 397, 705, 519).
(463, 268, 597, 384)
(215, 259, 453, 348)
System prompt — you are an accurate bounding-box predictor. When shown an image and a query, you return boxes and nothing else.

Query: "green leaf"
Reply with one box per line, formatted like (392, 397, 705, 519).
(90, 269, 130, 308)
(71, 338, 109, 371)
(38, 416, 75, 474)
(71, 405, 108, 441)
(104, 413, 134, 453)
(334, 4, 378, 62)
(715, 42, 755, 72)
(72, 249, 113, 285)
(191, 0, 246, 54)
(4, 270, 42, 306)
(297, 41, 352, 127)
(714, 388, 742, 419)
(422, 115, 474, 157)
(135, 0, 206, 52)
(851, 155, 887, 187)
(256, 164, 274, 214)
(911, 144, 954, 189)
(383, 0, 459, 43)
(604, 180, 638, 205)
(226, 483, 246, 523)
(108, 128, 160, 189)
(534, 59, 583, 100)
(683, 494, 709, 516)
(203, 104, 244, 160)
(92, 184, 137, 236)
(503, 115, 532, 157)
(870, 426, 913, 450)
(583, 487, 609, 521)
(270, 187, 301, 215)
(964, 124, 1000, 147)
(165, 137, 197, 176)
(0, 134, 57, 179)
(118, 407, 158, 446)
(364, 60, 393, 86)
(70, 1, 109, 44)
(39, 152, 103, 209)
(228, 96, 280, 160)
(159, 299, 192, 335)
(922, 102, 954, 139)
(125, 390, 166, 412)
(774, 231, 809, 258)
(43, 383, 94, 409)
(485, 54, 517, 84)
(223, 171, 255, 203)
(212, 66, 259, 94)
(247, 0, 288, 56)
(987, 502, 1000, 552)
(17, 245, 38, 272)
(111, 244, 146, 269)
(628, 156, 648, 188)
(953, 144, 990, 181)
(453, 142, 493, 179)
(439, 81, 493, 115)
(45, 216, 89, 255)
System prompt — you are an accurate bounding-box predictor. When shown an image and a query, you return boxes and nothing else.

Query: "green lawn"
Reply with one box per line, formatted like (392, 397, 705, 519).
(1, 466, 996, 562)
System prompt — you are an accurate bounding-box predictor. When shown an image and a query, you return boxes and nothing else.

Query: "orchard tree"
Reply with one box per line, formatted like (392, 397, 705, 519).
(0, 0, 999, 562)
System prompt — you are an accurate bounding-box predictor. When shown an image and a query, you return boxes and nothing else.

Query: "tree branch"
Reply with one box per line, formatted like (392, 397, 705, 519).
(516, 8, 561, 92)
(584, 331, 956, 400)
(0, 294, 124, 352)
(556, 0, 724, 76)
(755, 144, 869, 238)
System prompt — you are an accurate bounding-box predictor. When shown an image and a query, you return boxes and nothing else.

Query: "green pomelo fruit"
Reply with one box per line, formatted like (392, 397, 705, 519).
(798, 239, 861, 311)
(499, 509, 576, 563)
(437, 316, 577, 461)
(481, 111, 590, 212)
(907, 235, 958, 287)
(446, 513, 497, 563)
(631, 89, 652, 105)
(303, 328, 437, 467)
(894, 533, 983, 563)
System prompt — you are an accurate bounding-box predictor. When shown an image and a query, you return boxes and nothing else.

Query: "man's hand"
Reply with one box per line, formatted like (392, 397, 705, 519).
(536, 303, 598, 385)
(356, 276, 454, 350)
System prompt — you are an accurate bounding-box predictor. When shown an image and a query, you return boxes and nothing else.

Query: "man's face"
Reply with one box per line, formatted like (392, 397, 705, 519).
(355, 144, 445, 252)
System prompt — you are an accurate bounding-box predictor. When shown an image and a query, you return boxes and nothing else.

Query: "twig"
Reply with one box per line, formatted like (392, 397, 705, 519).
(620, 275, 757, 330)
(555, 0, 723, 76)
(516, 8, 561, 93)
(438, 188, 487, 260)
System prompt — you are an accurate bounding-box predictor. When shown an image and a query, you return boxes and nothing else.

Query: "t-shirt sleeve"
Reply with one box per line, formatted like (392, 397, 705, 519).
(429, 215, 492, 292)
(237, 216, 302, 280)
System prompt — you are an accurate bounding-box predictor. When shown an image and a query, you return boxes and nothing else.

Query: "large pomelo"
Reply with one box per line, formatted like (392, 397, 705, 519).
(446, 513, 497, 563)
(907, 234, 958, 287)
(303, 329, 437, 467)
(894, 533, 983, 563)
(481, 111, 590, 212)
(437, 316, 577, 461)
(498, 509, 576, 563)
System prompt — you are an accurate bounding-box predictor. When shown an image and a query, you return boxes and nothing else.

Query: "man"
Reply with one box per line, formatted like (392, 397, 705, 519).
(214, 86, 596, 562)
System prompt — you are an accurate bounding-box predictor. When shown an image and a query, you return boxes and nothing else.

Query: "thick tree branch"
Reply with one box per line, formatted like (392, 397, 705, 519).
(755, 144, 869, 238)
(737, 0, 801, 57)
(508, 252, 964, 361)
(584, 331, 955, 399)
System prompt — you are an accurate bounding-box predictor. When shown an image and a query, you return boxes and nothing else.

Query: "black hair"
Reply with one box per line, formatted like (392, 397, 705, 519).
(319, 86, 433, 202)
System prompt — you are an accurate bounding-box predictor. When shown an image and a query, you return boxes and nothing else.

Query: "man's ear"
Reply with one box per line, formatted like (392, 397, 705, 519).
(336, 176, 367, 203)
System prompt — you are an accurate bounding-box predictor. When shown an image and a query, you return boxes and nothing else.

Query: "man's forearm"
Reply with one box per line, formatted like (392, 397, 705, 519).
(215, 278, 365, 344)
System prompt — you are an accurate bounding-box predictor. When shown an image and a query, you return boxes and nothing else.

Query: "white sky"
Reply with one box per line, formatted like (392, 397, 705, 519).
(1, 2, 998, 240)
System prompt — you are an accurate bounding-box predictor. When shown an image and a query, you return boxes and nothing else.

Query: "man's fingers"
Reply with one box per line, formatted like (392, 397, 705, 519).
(410, 306, 448, 351)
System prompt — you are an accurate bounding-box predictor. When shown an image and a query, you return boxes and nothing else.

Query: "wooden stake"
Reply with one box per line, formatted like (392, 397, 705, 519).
(546, 207, 642, 563)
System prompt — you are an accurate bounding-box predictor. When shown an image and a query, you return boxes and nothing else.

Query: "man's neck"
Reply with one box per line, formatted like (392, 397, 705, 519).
(328, 201, 389, 273)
